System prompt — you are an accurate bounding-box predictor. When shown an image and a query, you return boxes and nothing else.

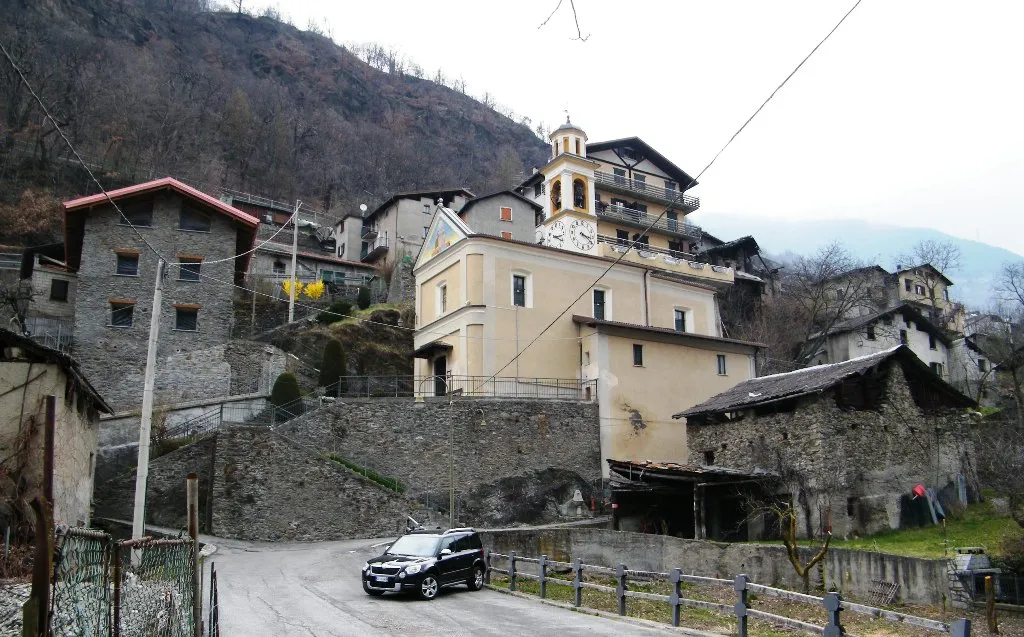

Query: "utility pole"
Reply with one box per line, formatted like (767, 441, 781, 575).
(287, 200, 302, 323)
(132, 258, 165, 547)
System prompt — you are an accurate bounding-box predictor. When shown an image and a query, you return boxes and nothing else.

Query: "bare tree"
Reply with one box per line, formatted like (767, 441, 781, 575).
(538, 0, 590, 41)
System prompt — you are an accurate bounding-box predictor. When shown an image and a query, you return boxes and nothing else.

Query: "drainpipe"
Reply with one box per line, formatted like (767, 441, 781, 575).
(642, 269, 651, 326)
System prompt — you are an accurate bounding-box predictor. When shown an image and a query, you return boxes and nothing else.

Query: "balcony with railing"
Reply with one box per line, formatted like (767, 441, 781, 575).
(361, 234, 389, 260)
(360, 224, 378, 239)
(594, 171, 700, 211)
(595, 201, 702, 239)
(595, 235, 733, 283)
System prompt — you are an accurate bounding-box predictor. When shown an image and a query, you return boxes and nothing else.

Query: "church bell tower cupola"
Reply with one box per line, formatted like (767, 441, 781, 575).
(549, 115, 588, 159)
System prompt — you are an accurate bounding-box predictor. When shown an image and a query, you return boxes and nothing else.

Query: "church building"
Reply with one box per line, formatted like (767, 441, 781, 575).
(411, 120, 760, 473)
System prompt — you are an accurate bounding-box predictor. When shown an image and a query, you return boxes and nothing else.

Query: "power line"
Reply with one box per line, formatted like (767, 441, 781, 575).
(475, 0, 865, 388)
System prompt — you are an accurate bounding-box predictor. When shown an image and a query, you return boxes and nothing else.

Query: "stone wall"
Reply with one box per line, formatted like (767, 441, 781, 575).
(212, 427, 414, 541)
(275, 398, 602, 496)
(93, 436, 215, 532)
(686, 364, 970, 538)
(480, 528, 951, 607)
(71, 191, 242, 412)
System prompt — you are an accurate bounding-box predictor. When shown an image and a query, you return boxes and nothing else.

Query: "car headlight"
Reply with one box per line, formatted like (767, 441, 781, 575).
(403, 563, 422, 575)
(362, 562, 370, 573)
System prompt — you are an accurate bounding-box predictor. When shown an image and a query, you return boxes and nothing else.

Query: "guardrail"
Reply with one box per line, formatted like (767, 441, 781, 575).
(484, 551, 972, 636)
(323, 375, 596, 400)
(595, 202, 702, 239)
(594, 171, 700, 210)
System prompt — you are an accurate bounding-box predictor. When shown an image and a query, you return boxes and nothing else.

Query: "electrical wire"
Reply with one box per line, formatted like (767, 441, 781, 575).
(473, 0, 865, 389)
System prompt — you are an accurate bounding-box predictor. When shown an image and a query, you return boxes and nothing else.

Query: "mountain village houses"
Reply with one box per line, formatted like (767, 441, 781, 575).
(4, 119, 988, 543)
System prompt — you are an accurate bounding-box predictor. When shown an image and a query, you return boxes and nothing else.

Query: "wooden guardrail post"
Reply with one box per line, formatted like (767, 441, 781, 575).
(616, 564, 627, 616)
(538, 555, 548, 599)
(509, 551, 517, 592)
(734, 574, 749, 637)
(985, 575, 998, 635)
(823, 592, 844, 637)
(483, 549, 491, 585)
(951, 618, 972, 637)
(572, 558, 583, 607)
(670, 568, 682, 627)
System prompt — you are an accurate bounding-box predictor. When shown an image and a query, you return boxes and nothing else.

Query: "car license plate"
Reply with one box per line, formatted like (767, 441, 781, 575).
(374, 576, 388, 583)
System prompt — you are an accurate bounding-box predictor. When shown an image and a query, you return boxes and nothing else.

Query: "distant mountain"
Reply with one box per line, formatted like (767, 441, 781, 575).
(696, 214, 1024, 309)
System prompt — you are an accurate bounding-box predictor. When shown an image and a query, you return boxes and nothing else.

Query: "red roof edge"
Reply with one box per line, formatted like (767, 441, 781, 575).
(63, 177, 259, 227)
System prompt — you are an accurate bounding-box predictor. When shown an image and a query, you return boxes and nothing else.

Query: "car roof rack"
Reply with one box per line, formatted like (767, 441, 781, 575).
(442, 527, 476, 535)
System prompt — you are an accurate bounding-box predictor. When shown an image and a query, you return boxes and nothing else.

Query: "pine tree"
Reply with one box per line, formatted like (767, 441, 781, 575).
(270, 372, 303, 420)
(357, 286, 372, 310)
(319, 339, 347, 397)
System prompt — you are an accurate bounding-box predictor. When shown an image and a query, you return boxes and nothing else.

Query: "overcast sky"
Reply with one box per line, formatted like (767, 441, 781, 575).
(255, 0, 1024, 257)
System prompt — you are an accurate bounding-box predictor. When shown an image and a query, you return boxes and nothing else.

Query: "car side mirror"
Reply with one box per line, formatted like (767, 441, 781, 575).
(439, 548, 452, 557)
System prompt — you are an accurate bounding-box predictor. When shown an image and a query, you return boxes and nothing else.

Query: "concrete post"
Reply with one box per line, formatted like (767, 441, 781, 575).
(823, 592, 844, 637)
(187, 473, 200, 637)
(950, 618, 971, 637)
(539, 555, 548, 599)
(616, 563, 627, 616)
(572, 558, 583, 607)
(670, 568, 682, 627)
(509, 551, 517, 592)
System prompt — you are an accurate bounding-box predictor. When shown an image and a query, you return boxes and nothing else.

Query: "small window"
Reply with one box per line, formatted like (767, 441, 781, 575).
(899, 330, 908, 344)
(272, 260, 286, 276)
(175, 306, 199, 331)
(665, 180, 677, 192)
(634, 174, 646, 185)
(703, 450, 715, 466)
(866, 325, 876, 341)
(928, 334, 937, 350)
(584, 351, 590, 366)
(593, 289, 606, 320)
(943, 288, 949, 301)
(500, 206, 512, 222)
(115, 253, 140, 276)
(674, 309, 686, 332)
(533, 182, 545, 197)
(562, 137, 570, 153)
(512, 274, 527, 307)
(915, 284, 926, 296)
(501, 231, 513, 240)
(632, 344, 644, 367)
(612, 168, 626, 183)
(438, 284, 447, 315)
(978, 359, 988, 372)
(118, 200, 153, 227)
(717, 354, 727, 375)
(575, 138, 581, 155)
(178, 257, 202, 282)
(930, 362, 943, 377)
(110, 302, 134, 328)
(904, 278, 912, 292)
(179, 206, 211, 232)
(573, 179, 586, 209)
(423, 226, 429, 238)
(50, 279, 69, 302)
(423, 203, 431, 214)
(615, 230, 629, 245)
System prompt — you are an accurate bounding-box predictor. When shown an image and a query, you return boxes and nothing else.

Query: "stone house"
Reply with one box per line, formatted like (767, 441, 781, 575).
(0, 328, 111, 529)
(676, 346, 975, 540)
(810, 303, 951, 379)
(56, 178, 259, 411)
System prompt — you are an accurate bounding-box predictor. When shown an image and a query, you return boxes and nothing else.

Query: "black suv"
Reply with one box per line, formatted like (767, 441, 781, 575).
(361, 528, 486, 600)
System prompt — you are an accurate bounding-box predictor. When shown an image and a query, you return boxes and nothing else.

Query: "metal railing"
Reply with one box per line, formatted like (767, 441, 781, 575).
(595, 201, 702, 239)
(321, 375, 597, 400)
(361, 234, 389, 259)
(596, 234, 696, 261)
(485, 550, 971, 637)
(22, 316, 74, 354)
(0, 252, 21, 270)
(360, 224, 378, 239)
(594, 171, 700, 210)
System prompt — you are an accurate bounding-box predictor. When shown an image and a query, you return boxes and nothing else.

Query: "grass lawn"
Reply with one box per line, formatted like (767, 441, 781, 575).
(831, 500, 1020, 559)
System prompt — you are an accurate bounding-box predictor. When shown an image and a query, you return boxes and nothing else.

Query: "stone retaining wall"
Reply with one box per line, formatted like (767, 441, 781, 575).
(479, 528, 950, 606)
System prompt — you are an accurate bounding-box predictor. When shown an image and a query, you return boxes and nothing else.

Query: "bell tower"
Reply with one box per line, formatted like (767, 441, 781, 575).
(539, 116, 599, 255)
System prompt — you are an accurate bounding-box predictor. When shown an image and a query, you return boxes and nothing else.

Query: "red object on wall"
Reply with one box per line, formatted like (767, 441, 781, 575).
(912, 484, 926, 499)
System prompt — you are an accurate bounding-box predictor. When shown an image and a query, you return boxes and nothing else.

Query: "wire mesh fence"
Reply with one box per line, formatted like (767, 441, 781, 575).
(49, 528, 199, 637)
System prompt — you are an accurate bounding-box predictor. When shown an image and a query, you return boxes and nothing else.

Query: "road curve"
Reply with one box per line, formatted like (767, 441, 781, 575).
(212, 536, 676, 637)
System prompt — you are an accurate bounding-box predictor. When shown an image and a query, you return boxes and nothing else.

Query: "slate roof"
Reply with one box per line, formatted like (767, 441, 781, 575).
(674, 345, 973, 419)
(823, 303, 951, 346)
(587, 136, 697, 190)
(460, 190, 542, 212)
(700, 235, 760, 256)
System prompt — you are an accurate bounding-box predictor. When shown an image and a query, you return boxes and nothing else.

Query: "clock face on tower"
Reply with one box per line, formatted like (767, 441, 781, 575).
(546, 220, 566, 249)
(569, 218, 597, 251)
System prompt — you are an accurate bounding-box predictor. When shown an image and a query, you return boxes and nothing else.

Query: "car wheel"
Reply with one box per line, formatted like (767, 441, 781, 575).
(362, 581, 385, 597)
(417, 574, 439, 600)
(466, 565, 484, 591)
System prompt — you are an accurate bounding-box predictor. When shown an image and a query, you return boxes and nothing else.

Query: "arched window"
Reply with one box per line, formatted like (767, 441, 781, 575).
(562, 137, 570, 153)
(551, 180, 561, 211)
(575, 138, 581, 155)
(573, 179, 586, 209)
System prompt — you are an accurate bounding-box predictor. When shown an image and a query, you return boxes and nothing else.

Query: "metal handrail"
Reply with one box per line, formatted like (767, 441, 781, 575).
(595, 202, 702, 239)
(596, 235, 696, 260)
(594, 171, 700, 210)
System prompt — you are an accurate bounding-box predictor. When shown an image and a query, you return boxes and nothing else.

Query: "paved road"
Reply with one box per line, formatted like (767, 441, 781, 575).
(212, 536, 675, 637)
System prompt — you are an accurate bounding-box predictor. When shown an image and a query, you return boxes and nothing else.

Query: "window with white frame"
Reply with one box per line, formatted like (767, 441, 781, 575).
(511, 272, 531, 308)
(593, 288, 609, 320)
(674, 308, 690, 332)
(716, 354, 728, 375)
(437, 282, 448, 317)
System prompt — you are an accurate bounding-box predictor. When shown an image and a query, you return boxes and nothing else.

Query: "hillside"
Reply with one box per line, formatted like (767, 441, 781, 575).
(697, 213, 1024, 309)
(0, 0, 548, 224)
